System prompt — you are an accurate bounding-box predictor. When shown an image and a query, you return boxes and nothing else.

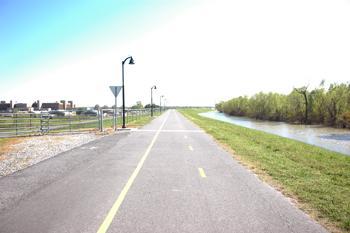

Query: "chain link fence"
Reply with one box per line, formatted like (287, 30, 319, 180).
(0, 108, 159, 138)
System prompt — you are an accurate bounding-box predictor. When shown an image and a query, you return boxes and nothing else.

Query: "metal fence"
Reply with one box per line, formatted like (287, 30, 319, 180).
(0, 108, 158, 138)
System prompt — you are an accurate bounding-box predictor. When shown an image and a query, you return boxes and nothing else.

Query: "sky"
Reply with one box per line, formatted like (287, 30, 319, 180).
(1, 0, 350, 107)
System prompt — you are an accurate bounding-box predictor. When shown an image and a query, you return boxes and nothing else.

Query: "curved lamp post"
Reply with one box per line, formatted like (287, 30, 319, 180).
(151, 85, 157, 117)
(121, 56, 135, 128)
(159, 95, 164, 113)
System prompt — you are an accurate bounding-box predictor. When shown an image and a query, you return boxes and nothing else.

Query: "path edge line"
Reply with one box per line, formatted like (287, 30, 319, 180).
(97, 112, 169, 233)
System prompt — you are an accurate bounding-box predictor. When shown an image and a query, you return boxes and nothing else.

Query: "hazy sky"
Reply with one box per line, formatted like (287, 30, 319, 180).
(1, 0, 350, 107)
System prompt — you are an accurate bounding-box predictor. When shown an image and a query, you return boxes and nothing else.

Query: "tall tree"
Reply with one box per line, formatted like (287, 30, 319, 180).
(325, 83, 350, 126)
(131, 101, 144, 109)
(215, 81, 350, 128)
(294, 86, 309, 124)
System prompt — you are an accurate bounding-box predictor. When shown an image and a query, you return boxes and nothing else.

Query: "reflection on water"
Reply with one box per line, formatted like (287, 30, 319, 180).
(200, 111, 350, 156)
(319, 134, 350, 141)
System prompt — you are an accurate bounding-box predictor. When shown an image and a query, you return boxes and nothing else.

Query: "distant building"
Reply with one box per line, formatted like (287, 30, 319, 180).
(13, 103, 28, 111)
(60, 100, 66, 110)
(0, 100, 12, 112)
(41, 100, 75, 110)
(41, 102, 64, 110)
(0, 100, 76, 112)
(67, 100, 75, 110)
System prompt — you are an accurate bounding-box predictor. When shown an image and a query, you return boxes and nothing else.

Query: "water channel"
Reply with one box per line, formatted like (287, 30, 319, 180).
(200, 111, 350, 156)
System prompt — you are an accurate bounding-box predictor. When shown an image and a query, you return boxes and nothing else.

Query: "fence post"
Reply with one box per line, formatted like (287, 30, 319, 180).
(15, 113, 18, 136)
(69, 113, 72, 132)
(97, 110, 100, 131)
(40, 114, 43, 134)
(100, 110, 104, 132)
(96, 112, 99, 131)
(113, 109, 116, 131)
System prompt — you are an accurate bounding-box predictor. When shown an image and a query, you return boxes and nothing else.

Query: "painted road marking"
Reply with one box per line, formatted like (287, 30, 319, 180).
(133, 129, 203, 133)
(198, 168, 207, 178)
(188, 145, 194, 151)
(97, 112, 169, 233)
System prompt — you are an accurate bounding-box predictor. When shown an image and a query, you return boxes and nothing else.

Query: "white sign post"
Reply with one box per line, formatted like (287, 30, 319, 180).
(109, 86, 123, 131)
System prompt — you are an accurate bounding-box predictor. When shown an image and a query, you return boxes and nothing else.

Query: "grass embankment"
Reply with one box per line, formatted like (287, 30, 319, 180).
(179, 108, 350, 233)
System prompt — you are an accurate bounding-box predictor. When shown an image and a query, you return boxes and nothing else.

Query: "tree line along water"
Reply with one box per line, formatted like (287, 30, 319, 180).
(215, 82, 350, 128)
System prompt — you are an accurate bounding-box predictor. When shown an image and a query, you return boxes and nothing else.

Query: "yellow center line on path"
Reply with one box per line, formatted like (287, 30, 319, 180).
(97, 112, 169, 233)
(188, 145, 193, 151)
(198, 168, 207, 178)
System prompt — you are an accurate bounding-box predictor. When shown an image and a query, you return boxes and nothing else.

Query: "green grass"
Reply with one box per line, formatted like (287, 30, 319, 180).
(179, 108, 350, 232)
(101, 111, 160, 128)
(0, 115, 99, 134)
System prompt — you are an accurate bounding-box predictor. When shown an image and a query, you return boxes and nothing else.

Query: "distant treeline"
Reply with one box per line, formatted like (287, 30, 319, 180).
(216, 82, 350, 128)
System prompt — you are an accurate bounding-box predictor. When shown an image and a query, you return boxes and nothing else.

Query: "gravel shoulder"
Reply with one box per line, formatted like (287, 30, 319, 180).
(0, 133, 102, 177)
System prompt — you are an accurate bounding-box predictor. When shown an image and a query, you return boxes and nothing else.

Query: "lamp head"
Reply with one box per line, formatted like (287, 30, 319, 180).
(129, 57, 135, 65)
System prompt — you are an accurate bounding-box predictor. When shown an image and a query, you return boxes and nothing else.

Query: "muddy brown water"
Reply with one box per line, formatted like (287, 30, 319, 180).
(200, 111, 350, 156)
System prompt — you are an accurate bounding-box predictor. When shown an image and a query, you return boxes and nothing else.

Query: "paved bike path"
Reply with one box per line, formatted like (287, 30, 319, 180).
(0, 110, 327, 233)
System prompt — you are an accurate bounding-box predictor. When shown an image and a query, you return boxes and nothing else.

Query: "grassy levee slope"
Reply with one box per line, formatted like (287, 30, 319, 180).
(179, 108, 350, 233)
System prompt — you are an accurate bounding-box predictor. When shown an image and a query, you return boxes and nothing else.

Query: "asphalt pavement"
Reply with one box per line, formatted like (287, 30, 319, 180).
(0, 110, 327, 233)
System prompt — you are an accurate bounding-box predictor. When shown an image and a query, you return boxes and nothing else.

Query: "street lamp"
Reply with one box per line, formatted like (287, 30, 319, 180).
(159, 95, 164, 113)
(151, 85, 157, 117)
(121, 56, 135, 128)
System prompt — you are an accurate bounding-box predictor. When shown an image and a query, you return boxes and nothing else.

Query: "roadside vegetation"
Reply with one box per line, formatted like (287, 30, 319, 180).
(0, 138, 19, 160)
(0, 138, 11, 155)
(102, 111, 161, 128)
(179, 108, 350, 232)
(216, 82, 350, 128)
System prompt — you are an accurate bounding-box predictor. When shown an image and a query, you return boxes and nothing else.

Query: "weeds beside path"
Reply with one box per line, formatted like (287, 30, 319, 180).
(179, 108, 350, 233)
(0, 138, 20, 160)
